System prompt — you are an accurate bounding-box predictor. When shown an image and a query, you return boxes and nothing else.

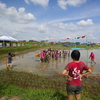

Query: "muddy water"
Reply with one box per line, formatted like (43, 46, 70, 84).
(0, 49, 100, 76)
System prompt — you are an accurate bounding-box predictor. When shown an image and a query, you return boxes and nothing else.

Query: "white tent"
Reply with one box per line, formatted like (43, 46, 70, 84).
(7, 36, 18, 41)
(0, 36, 11, 41)
(0, 36, 18, 41)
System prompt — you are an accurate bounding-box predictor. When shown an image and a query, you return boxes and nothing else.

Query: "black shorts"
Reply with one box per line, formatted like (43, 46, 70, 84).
(66, 83, 82, 95)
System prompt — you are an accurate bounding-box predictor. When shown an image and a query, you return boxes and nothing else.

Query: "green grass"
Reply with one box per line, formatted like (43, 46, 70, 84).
(0, 84, 67, 100)
(0, 70, 100, 100)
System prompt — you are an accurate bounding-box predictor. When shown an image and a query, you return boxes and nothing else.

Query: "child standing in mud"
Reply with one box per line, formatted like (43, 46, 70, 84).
(89, 52, 96, 64)
(62, 50, 92, 100)
(55, 50, 59, 60)
(40, 50, 46, 62)
(6, 53, 13, 70)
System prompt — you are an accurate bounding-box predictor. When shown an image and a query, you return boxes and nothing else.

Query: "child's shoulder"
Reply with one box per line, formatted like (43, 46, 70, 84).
(68, 61, 85, 64)
(68, 61, 75, 65)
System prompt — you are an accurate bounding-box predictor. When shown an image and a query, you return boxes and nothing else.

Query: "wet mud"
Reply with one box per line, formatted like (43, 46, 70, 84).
(0, 49, 100, 76)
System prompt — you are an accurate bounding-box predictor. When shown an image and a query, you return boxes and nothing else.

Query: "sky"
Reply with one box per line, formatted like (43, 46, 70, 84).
(0, 0, 100, 43)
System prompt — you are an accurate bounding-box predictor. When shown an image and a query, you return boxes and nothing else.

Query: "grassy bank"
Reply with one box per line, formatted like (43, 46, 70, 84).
(0, 70, 100, 100)
(0, 84, 67, 100)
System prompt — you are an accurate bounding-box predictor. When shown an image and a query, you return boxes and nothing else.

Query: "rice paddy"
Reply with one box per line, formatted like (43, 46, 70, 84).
(0, 70, 100, 100)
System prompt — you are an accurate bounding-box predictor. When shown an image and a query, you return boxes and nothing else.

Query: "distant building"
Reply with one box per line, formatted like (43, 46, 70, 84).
(95, 43, 100, 45)
(29, 40, 37, 42)
(41, 40, 48, 43)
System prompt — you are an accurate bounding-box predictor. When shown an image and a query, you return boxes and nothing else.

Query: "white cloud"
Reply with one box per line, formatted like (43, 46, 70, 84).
(38, 25, 46, 33)
(40, 37, 55, 40)
(0, 32, 3, 35)
(10, 31, 18, 35)
(92, 37, 97, 39)
(51, 22, 77, 30)
(16, 29, 26, 33)
(77, 19, 94, 26)
(88, 34, 93, 37)
(57, 0, 67, 10)
(25, 0, 49, 7)
(88, 34, 97, 40)
(0, 13, 100, 42)
(31, 37, 38, 40)
(41, 37, 49, 40)
(58, 0, 87, 10)
(24, 0, 29, 4)
(0, 2, 36, 24)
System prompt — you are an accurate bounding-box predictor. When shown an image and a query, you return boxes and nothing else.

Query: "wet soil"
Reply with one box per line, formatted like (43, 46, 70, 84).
(0, 49, 100, 76)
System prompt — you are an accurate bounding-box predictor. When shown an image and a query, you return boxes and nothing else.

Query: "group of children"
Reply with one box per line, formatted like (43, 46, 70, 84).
(39, 48, 70, 62)
(39, 48, 96, 65)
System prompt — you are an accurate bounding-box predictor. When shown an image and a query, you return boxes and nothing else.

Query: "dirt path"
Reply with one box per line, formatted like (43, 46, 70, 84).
(0, 96, 20, 100)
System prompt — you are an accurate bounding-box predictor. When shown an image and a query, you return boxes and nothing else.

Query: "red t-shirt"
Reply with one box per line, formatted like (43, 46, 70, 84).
(65, 61, 89, 86)
(55, 52, 59, 57)
(40, 52, 46, 58)
(90, 54, 95, 60)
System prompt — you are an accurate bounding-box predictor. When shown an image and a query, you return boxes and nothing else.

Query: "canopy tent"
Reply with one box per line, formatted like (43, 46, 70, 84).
(0, 36, 18, 41)
(0, 36, 18, 47)
(7, 36, 18, 41)
(0, 36, 11, 41)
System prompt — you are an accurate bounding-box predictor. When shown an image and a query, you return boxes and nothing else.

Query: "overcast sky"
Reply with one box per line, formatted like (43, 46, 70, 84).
(0, 0, 100, 42)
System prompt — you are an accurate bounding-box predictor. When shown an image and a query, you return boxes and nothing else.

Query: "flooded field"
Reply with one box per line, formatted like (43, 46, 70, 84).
(0, 49, 100, 76)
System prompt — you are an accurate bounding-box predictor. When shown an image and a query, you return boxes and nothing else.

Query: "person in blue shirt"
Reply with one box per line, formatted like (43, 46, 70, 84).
(6, 53, 12, 70)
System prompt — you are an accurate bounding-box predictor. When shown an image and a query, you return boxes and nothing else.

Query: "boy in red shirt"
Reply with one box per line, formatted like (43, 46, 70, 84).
(62, 50, 92, 100)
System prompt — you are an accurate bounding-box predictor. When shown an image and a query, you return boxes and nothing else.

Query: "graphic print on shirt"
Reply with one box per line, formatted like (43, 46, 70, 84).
(72, 67, 80, 79)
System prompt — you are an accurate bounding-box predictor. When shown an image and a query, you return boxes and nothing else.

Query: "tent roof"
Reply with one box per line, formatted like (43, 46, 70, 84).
(0, 36, 18, 41)
(7, 36, 18, 41)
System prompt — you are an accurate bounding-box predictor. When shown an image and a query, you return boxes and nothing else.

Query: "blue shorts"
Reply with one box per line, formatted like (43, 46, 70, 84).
(66, 84, 82, 95)
(56, 57, 58, 59)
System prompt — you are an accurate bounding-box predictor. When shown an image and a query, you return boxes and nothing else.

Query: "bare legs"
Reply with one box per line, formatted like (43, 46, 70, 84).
(67, 94, 81, 100)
